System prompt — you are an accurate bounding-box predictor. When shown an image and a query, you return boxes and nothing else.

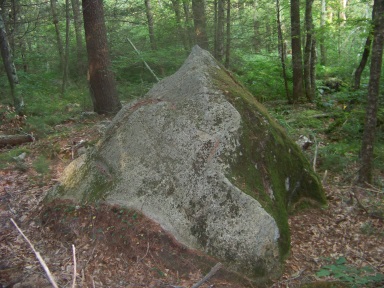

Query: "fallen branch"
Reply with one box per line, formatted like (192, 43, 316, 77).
(10, 218, 59, 288)
(191, 262, 222, 288)
(127, 37, 160, 82)
(72, 244, 77, 288)
(0, 134, 34, 146)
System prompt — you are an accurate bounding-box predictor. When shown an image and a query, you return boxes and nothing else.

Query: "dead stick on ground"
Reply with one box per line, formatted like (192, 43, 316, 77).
(191, 262, 222, 288)
(72, 244, 76, 288)
(10, 218, 59, 288)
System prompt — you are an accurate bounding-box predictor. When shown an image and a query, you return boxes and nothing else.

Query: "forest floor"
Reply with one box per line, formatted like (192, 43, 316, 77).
(0, 105, 384, 288)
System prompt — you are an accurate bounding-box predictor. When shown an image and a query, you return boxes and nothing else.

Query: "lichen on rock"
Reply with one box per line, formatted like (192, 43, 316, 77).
(46, 45, 326, 284)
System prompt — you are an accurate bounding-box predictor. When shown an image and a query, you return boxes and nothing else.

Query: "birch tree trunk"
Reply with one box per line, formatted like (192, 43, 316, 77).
(71, 0, 86, 75)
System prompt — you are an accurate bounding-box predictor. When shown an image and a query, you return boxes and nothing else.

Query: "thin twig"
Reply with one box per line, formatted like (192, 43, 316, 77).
(191, 262, 222, 288)
(72, 244, 77, 288)
(10, 218, 59, 288)
(137, 242, 150, 262)
(127, 37, 160, 82)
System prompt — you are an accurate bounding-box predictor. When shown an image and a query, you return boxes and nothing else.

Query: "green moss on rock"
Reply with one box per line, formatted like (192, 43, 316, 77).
(211, 68, 327, 258)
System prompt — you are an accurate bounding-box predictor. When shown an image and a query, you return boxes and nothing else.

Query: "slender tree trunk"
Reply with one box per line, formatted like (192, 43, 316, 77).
(304, 0, 315, 102)
(340, 0, 348, 24)
(145, 0, 157, 50)
(213, 0, 218, 58)
(353, 4, 375, 91)
(82, 0, 121, 115)
(50, 0, 64, 69)
(61, 0, 70, 96)
(192, 0, 209, 49)
(353, 24, 374, 90)
(320, 0, 326, 65)
(224, 0, 230, 68)
(290, 0, 304, 102)
(215, 0, 225, 61)
(0, 12, 23, 112)
(71, 0, 86, 75)
(171, 0, 188, 51)
(253, 0, 261, 53)
(183, 0, 194, 48)
(310, 39, 316, 97)
(276, 0, 291, 103)
(359, 0, 384, 184)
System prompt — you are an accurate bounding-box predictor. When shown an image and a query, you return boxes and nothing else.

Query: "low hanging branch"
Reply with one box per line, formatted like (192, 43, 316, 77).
(126, 37, 160, 82)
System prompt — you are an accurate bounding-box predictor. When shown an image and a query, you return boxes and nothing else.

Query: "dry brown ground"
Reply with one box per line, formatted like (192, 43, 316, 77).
(1, 116, 383, 288)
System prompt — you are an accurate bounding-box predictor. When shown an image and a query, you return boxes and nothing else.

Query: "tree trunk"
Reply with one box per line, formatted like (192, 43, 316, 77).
(353, 34, 373, 90)
(61, 0, 70, 96)
(276, 0, 291, 103)
(359, 0, 384, 184)
(304, 0, 315, 102)
(171, 0, 188, 51)
(253, 0, 261, 53)
(192, 0, 209, 49)
(224, 0, 230, 68)
(340, 0, 348, 24)
(182, 0, 194, 48)
(71, 0, 86, 75)
(215, 0, 225, 61)
(320, 0, 326, 65)
(145, 0, 157, 50)
(50, 0, 64, 69)
(290, 0, 304, 102)
(0, 12, 23, 113)
(82, 0, 121, 115)
(353, 9, 374, 91)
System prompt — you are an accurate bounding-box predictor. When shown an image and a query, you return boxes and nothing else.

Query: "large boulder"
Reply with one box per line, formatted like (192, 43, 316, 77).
(47, 46, 326, 283)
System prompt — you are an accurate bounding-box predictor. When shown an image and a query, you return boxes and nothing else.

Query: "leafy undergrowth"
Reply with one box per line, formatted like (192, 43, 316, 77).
(0, 101, 383, 288)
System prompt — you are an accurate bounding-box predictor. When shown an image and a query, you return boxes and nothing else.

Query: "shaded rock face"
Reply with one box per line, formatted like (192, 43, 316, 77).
(47, 46, 326, 282)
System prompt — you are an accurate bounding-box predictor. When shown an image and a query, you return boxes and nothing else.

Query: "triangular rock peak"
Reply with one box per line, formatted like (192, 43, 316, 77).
(47, 46, 326, 283)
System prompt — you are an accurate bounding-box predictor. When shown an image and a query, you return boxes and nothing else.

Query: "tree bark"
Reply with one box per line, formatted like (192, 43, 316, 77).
(82, 0, 121, 115)
(290, 0, 304, 102)
(224, 0, 230, 68)
(61, 0, 70, 96)
(145, 0, 157, 50)
(192, 0, 209, 49)
(50, 0, 64, 69)
(359, 0, 384, 184)
(304, 0, 315, 102)
(0, 12, 23, 112)
(319, 0, 326, 65)
(215, 0, 225, 61)
(171, 0, 188, 51)
(353, 33, 373, 90)
(276, 0, 291, 103)
(71, 0, 86, 75)
(253, 0, 261, 53)
(182, 0, 194, 48)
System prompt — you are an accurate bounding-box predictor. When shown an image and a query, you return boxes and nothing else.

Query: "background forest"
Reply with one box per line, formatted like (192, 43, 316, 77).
(0, 0, 383, 183)
(0, 0, 384, 287)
